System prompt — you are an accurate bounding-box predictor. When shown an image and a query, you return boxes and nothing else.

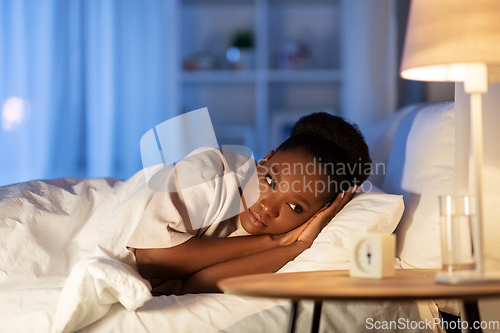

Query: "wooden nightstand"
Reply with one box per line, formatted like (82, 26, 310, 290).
(218, 269, 500, 333)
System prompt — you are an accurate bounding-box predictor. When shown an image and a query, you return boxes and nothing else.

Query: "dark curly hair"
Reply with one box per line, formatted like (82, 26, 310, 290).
(276, 112, 371, 201)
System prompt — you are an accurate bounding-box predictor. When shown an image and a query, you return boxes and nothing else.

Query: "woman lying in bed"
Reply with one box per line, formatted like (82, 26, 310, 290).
(128, 112, 371, 296)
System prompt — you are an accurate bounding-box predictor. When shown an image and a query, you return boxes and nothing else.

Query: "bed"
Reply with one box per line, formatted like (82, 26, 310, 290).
(0, 102, 457, 333)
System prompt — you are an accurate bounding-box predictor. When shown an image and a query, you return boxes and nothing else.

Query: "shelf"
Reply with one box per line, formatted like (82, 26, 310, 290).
(182, 70, 256, 83)
(178, 0, 344, 157)
(267, 69, 342, 82)
(184, 0, 337, 3)
(184, 0, 337, 4)
(182, 69, 342, 83)
(269, 81, 339, 112)
(269, 0, 338, 4)
(184, 0, 254, 5)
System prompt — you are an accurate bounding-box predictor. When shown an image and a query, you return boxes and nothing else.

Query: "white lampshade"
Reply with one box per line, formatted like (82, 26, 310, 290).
(400, 0, 500, 84)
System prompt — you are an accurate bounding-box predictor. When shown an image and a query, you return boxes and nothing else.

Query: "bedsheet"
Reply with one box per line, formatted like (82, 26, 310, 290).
(0, 171, 443, 333)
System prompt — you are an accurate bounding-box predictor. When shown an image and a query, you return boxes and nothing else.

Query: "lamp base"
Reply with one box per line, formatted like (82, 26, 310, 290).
(436, 271, 500, 285)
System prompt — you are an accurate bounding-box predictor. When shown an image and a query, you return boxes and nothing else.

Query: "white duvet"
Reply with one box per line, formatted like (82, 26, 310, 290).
(0, 171, 442, 333)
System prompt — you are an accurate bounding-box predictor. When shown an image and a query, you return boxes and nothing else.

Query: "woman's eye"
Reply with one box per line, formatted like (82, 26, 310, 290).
(265, 174, 276, 189)
(288, 203, 303, 213)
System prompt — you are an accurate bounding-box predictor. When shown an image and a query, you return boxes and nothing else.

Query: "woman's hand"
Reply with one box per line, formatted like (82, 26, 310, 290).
(272, 186, 358, 247)
(272, 219, 311, 247)
(297, 186, 358, 247)
(179, 186, 358, 295)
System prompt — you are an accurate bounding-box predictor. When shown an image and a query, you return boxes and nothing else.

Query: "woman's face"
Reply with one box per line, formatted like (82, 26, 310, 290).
(239, 150, 330, 235)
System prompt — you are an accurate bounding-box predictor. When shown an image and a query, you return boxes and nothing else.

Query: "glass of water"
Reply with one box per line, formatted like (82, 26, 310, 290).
(439, 195, 476, 271)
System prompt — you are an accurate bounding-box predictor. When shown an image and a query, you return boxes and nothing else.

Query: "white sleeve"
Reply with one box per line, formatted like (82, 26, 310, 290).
(126, 147, 252, 249)
(126, 148, 223, 249)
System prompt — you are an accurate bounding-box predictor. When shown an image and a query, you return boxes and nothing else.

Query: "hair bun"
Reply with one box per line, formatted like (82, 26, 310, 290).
(289, 112, 371, 183)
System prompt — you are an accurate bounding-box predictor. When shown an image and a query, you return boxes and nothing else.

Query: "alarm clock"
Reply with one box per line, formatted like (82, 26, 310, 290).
(350, 233, 396, 279)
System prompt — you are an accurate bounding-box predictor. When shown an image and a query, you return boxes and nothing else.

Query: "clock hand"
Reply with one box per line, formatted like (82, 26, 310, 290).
(367, 243, 371, 264)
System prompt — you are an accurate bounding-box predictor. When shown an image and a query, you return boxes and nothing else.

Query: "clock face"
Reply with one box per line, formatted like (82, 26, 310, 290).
(356, 239, 376, 272)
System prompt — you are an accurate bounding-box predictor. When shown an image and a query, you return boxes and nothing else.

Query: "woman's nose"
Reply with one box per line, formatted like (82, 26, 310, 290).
(259, 196, 279, 218)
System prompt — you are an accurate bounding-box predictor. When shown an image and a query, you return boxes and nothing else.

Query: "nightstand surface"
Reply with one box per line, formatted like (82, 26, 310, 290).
(218, 269, 500, 302)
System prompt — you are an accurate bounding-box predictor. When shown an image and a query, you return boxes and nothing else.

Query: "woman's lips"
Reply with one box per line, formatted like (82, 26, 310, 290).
(248, 209, 267, 228)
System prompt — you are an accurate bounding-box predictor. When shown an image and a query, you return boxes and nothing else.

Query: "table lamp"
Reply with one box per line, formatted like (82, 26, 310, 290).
(400, 0, 500, 284)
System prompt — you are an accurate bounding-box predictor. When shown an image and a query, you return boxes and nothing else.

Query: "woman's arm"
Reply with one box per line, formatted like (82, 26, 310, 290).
(179, 240, 307, 294)
(136, 211, 323, 282)
(179, 190, 354, 294)
(138, 188, 355, 289)
(136, 234, 283, 280)
(136, 216, 312, 280)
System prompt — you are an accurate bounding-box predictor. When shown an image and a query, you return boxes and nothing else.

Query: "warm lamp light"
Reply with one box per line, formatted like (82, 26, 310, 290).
(400, 0, 500, 83)
(400, 0, 500, 284)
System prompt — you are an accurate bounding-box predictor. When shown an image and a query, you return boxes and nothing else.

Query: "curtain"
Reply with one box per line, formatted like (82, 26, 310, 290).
(0, 0, 177, 186)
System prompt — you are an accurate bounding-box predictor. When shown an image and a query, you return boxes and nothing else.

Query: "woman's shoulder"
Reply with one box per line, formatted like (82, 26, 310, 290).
(178, 147, 226, 183)
(180, 146, 256, 182)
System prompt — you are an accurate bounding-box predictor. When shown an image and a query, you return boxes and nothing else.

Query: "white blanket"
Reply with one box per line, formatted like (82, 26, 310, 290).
(1, 172, 154, 332)
(0, 172, 442, 333)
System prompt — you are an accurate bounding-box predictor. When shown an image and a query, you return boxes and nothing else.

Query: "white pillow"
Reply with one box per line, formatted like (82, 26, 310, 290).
(364, 104, 430, 189)
(278, 186, 403, 273)
(382, 102, 455, 269)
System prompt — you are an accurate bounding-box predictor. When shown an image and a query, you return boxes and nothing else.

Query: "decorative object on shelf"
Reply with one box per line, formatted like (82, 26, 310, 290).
(277, 41, 312, 70)
(270, 109, 335, 149)
(349, 233, 396, 279)
(227, 29, 255, 70)
(183, 52, 217, 71)
(400, 0, 500, 284)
